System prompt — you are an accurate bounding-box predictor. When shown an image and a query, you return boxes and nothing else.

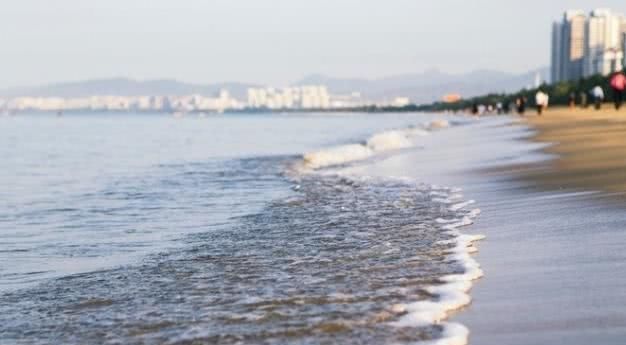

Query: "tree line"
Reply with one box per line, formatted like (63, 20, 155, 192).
(416, 73, 614, 112)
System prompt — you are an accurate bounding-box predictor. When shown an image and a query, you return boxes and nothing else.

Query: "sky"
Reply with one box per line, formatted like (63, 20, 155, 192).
(2, 0, 626, 88)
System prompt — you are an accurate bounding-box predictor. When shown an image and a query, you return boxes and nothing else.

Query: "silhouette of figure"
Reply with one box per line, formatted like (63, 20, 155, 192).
(535, 90, 549, 116)
(503, 101, 511, 114)
(610, 71, 626, 110)
(516, 97, 526, 115)
(471, 102, 479, 115)
(568, 92, 576, 108)
(592, 86, 605, 110)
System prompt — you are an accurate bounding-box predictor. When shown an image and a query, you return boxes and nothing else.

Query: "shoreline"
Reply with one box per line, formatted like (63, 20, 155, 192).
(457, 108, 626, 344)
(341, 113, 626, 344)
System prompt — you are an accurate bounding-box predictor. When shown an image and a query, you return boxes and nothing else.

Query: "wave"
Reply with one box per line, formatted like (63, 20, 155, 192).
(297, 117, 484, 345)
(302, 119, 449, 169)
(389, 189, 484, 345)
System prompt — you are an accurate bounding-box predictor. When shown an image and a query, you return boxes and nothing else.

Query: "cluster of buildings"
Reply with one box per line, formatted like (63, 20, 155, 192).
(247, 85, 332, 109)
(245, 86, 408, 109)
(0, 91, 244, 113)
(0, 85, 412, 113)
(551, 8, 626, 83)
(249, 86, 353, 109)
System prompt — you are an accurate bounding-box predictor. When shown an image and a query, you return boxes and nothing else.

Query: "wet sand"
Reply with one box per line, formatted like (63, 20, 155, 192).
(458, 107, 626, 344)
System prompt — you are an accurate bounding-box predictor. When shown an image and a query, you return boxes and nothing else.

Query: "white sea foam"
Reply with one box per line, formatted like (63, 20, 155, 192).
(449, 200, 475, 212)
(428, 119, 450, 130)
(441, 216, 473, 231)
(366, 130, 414, 151)
(303, 144, 373, 169)
(302, 121, 439, 170)
(390, 189, 485, 345)
(466, 209, 481, 219)
(299, 120, 481, 345)
(436, 217, 459, 224)
(433, 195, 464, 205)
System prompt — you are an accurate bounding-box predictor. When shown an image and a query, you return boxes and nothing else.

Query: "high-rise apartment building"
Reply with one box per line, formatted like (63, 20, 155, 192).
(622, 28, 626, 69)
(552, 9, 626, 83)
(247, 86, 331, 110)
(551, 22, 562, 83)
(584, 9, 625, 77)
(551, 10, 586, 83)
(622, 30, 626, 67)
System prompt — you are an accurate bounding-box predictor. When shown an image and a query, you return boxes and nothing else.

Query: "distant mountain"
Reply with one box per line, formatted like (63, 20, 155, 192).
(1, 67, 548, 105)
(295, 67, 549, 104)
(0, 78, 257, 100)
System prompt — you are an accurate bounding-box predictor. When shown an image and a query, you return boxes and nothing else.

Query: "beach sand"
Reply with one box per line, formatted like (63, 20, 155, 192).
(457, 107, 626, 344)
(521, 106, 626, 194)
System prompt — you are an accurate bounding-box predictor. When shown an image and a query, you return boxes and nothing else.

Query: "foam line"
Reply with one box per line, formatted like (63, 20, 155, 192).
(389, 193, 485, 345)
(303, 144, 373, 169)
(436, 218, 459, 224)
(441, 216, 473, 231)
(466, 209, 481, 219)
(449, 200, 475, 212)
(302, 120, 448, 170)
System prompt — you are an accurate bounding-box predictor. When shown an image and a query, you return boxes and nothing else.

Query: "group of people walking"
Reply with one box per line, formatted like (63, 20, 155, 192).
(470, 70, 626, 116)
(565, 70, 626, 112)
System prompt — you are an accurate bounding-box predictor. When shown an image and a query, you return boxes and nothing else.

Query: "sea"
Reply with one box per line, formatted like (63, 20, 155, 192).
(1, 112, 497, 345)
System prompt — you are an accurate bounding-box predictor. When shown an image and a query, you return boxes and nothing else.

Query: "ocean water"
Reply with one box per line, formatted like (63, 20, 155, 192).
(0, 112, 483, 344)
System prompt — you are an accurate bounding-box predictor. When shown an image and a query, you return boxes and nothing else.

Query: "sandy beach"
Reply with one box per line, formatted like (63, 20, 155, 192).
(457, 107, 626, 344)
(522, 106, 626, 195)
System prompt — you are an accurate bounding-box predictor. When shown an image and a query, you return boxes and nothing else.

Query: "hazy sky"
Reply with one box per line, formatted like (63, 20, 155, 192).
(2, 0, 626, 87)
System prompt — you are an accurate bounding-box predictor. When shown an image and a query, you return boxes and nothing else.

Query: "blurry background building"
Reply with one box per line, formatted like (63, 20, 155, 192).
(584, 9, 626, 77)
(551, 10, 586, 83)
(552, 8, 626, 83)
(247, 86, 335, 110)
(442, 94, 462, 103)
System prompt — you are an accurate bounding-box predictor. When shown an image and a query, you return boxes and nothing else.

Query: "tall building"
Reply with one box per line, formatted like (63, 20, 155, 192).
(551, 10, 586, 83)
(552, 9, 626, 82)
(583, 9, 625, 77)
(551, 21, 562, 83)
(622, 28, 626, 69)
(246, 86, 331, 110)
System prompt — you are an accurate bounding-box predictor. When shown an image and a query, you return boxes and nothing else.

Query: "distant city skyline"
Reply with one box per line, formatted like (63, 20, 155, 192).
(3, 0, 626, 88)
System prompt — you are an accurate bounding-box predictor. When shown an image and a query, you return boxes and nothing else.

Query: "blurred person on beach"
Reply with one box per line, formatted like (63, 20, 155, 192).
(478, 104, 486, 115)
(496, 102, 503, 114)
(503, 101, 511, 114)
(579, 91, 588, 108)
(568, 92, 576, 108)
(516, 97, 526, 115)
(592, 86, 605, 110)
(609, 70, 625, 110)
(535, 90, 549, 115)
(471, 102, 479, 115)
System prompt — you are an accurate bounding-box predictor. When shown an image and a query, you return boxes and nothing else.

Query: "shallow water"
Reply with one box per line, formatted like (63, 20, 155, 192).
(1, 112, 486, 344)
(1, 112, 431, 291)
(1, 174, 475, 344)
